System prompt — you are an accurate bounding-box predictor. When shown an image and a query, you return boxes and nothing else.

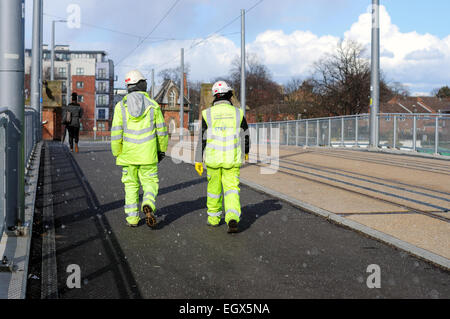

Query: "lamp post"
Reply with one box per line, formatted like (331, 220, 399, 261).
(369, 0, 380, 148)
(50, 19, 66, 80)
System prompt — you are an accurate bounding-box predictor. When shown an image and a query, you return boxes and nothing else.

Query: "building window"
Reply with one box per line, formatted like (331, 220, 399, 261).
(78, 95, 84, 103)
(76, 67, 84, 75)
(169, 89, 176, 108)
(58, 67, 66, 77)
(97, 81, 107, 92)
(98, 68, 107, 78)
(76, 81, 84, 89)
(98, 109, 106, 120)
(97, 95, 107, 106)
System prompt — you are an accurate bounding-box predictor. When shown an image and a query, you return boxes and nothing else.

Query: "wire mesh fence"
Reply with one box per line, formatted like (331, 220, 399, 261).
(248, 113, 450, 156)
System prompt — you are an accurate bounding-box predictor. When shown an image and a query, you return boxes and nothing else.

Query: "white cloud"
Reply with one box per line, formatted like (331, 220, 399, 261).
(118, 4, 449, 94)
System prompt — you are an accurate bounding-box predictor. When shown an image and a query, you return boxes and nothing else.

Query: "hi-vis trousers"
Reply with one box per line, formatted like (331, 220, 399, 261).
(121, 164, 158, 225)
(206, 166, 241, 225)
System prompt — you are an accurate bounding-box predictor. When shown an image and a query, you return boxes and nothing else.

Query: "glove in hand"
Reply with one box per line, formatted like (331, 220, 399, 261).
(195, 162, 203, 176)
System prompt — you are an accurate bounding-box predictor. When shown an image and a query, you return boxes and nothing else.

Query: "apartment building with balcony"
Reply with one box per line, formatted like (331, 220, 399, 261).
(25, 45, 115, 137)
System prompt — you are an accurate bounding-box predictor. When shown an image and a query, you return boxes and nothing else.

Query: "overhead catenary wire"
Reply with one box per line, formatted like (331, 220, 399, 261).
(115, 0, 182, 66)
(149, 0, 264, 73)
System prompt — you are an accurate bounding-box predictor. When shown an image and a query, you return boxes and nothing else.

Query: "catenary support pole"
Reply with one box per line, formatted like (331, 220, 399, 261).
(51, 20, 55, 80)
(241, 9, 246, 116)
(0, 0, 26, 228)
(31, 0, 42, 143)
(151, 68, 155, 99)
(369, 0, 380, 148)
(39, 1, 43, 141)
(179, 48, 184, 141)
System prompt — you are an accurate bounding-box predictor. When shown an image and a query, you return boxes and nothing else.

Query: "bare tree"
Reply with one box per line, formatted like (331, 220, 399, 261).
(389, 81, 410, 97)
(228, 53, 282, 110)
(158, 63, 191, 85)
(311, 40, 393, 116)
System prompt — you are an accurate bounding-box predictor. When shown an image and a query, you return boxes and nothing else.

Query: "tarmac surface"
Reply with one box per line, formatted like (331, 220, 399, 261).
(26, 141, 450, 299)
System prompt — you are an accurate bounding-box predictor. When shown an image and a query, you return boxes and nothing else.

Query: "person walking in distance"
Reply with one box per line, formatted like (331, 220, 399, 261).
(194, 81, 250, 233)
(111, 70, 168, 228)
(62, 92, 83, 152)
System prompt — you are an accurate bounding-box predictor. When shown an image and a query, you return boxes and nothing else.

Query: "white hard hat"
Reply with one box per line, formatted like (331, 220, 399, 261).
(125, 70, 146, 85)
(212, 81, 232, 96)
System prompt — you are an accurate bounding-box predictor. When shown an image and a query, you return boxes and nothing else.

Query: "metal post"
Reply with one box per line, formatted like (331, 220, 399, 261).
(316, 120, 319, 146)
(295, 121, 298, 146)
(31, 0, 42, 143)
(341, 117, 345, 146)
(328, 118, 331, 147)
(66, 62, 71, 107)
(0, 0, 26, 228)
(187, 85, 190, 127)
(179, 48, 184, 141)
(393, 115, 397, 149)
(51, 19, 66, 81)
(94, 91, 97, 141)
(355, 116, 359, 147)
(39, 1, 43, 141)
(413, 115, 417, 152)
(434, 116, 439, 155)
(241, 9, 246, 117)
(286, 123, 289, 145)
(51, 20, 55, 80)
(305, 121, 309, 147)
(369, 0, 380, 148)
(151, 68, 155, 99)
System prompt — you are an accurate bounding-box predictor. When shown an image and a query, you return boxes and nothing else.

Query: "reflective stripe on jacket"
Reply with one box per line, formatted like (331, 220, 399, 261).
(111, 91, 168, 165)
(202, 102, 244, 168)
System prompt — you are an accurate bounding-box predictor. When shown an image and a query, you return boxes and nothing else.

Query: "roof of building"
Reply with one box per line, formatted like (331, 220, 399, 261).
(152, 79, 190, 105)
(380, 96, 450, 114)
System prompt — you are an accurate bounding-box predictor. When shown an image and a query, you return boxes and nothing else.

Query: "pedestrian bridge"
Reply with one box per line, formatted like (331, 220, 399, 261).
(1, 137, 449, 299)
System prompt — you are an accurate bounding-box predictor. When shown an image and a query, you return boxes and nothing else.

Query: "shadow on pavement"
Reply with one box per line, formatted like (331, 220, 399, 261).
(239, 198, 283, 232)
(52, 142, 142, 298)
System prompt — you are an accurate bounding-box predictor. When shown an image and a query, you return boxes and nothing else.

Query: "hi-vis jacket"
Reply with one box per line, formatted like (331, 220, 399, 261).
(195, 100, 250, 168)
(111, 91, 168, 165)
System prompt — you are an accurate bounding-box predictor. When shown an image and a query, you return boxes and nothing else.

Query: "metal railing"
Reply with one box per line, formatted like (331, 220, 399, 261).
(248, 113, 450, 156)
(0, 106, 39, 238)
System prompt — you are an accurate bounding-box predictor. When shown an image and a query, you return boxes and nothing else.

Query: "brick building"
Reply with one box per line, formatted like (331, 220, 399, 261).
(151, 74, 190, 134)
(25, 45, 115, 138)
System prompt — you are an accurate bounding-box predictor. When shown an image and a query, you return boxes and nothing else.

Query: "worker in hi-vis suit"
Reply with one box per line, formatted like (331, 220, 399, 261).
(111, 70, 168, 228)
(195, 80, 250, 233)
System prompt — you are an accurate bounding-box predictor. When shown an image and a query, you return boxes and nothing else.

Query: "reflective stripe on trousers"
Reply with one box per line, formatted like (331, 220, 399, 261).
(206, 166, 241, 223)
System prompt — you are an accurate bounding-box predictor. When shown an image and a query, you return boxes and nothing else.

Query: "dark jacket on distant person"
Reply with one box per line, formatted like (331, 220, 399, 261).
(63, 102, 83, 128)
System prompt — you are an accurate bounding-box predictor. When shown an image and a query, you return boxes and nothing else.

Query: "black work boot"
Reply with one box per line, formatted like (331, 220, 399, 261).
(227, 220, 238, 233)
(143, 205, 157, 228)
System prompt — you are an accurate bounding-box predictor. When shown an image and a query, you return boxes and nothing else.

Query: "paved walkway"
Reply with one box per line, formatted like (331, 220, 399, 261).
(168, 138, 450, 266)
(25, 141, 449, 299)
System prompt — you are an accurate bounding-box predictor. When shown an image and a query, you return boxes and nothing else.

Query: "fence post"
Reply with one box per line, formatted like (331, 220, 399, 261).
(355, 116, 359, 147)
(316, 120, 319, 146)
(295, 121, 298, 146)
(393, 115, 397, 149)
(305, 121, 309, 147)
(0, 121, 5, 236)
(341, 117, 344, 146)
(434, 116, 439, 155)
(286, 122, 289, 146)
(328, 118, 331, 147)
(413, 115, 417, 152)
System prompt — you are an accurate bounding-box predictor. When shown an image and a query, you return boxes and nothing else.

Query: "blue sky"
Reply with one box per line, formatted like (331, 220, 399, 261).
(24, 0, 450, 95)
